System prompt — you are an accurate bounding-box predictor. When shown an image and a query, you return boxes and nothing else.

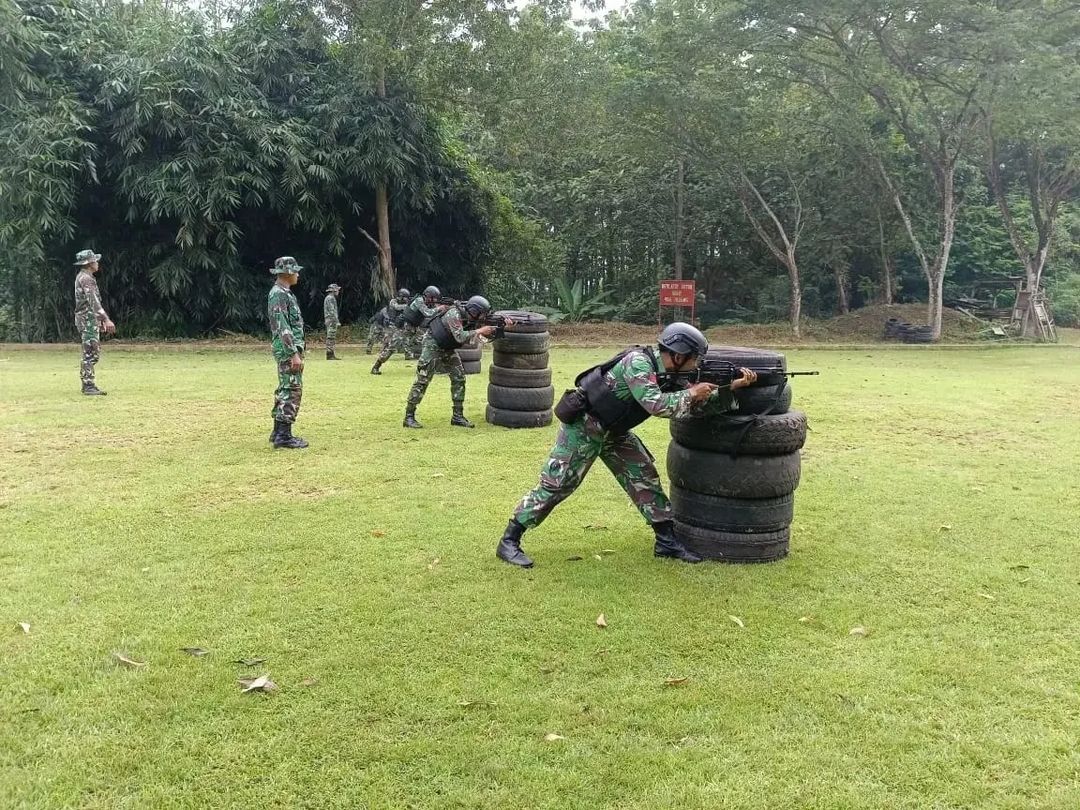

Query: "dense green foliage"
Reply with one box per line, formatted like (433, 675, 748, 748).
(1, 0, 1077, 340)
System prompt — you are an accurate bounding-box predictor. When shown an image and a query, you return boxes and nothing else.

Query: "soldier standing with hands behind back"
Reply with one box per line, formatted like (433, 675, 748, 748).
(268, 256, 308, 449)
(73, 249, 115, 396)
(324, 283, 341, 360)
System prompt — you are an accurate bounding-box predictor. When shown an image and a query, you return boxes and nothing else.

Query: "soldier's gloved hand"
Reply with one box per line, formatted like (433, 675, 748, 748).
(688, 382, 717, 403)
(477, 325, 498, 338)
(289, 353, 303, 373)
(731, 368, 757, 390)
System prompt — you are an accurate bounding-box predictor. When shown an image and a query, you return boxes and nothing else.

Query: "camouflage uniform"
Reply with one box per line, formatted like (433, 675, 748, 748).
(406, 304, 473, 411)
(73, 250, 109, 390)
(366, 310, 386, 353)
(512, 349, 737, 528)
(269, 269, 305, 424)
(373, 295, 411, 366)
(323, 285, 340, 357)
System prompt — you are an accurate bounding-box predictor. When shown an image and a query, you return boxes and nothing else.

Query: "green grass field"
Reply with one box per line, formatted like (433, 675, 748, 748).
(2, 342, 1079, 809)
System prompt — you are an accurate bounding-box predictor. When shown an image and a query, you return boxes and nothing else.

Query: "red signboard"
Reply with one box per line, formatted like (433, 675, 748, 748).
(660, 279, 696, 306)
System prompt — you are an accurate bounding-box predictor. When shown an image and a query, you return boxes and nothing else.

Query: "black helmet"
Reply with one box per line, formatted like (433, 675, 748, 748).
(423, 285, 440, 299)
(658, 322, 708, 357)
(397, 287, 409, 298)
(463, 295, 491, 318)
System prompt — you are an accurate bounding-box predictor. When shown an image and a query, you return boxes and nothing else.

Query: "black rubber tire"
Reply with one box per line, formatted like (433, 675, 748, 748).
(494, 310, 549, 334)
(485, 405, 553, 429)
(734, 383, 793, 415)
(456, 347, 482, 363)
(669, 486, 794, 531)
(674, 521, 790, 563)
(487, 384, 555, 411)
(488, 365, 552, 388)
(493, 350, 549, 370)
(494, 331, 550, 354)
(666, 442, 801, 498)
(669, 410, 807, 456)
(461, 360, 481, 375)
(706, 345, 787, 371)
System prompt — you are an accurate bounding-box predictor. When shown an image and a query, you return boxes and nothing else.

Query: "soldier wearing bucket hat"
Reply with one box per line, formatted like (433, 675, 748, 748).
(267, 256, 308, 449)
(324, 283, 342, 360)
(73, 249, 115, 396)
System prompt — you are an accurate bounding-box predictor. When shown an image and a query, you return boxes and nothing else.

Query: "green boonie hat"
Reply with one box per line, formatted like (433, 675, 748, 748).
(271, 256, 303, 275)
(74, 249, 101, 266)
(326, 283, 341, 293)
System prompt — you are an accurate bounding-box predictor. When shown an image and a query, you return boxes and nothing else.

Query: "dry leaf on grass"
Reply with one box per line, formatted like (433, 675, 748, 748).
(593, 554, 603, 561)
(600, 549, 617, 554)
(113, 652, 147, 669)
(180, 647, 209, 657)
(543, 733, 566, 742)
(370, 530, 385, 538)
(17, 622, 30, 634)
(583, 524, 608, 530)
(427, 557, 440, 570)
(663, 676, 689, 686)
(978, 592, 996, 601)
(566, 555, 584, 561)
(457, 699, 494, 708)
(595, 613, 608, 628)
(798, 616, 814, 624)
(940, 525, 952, 531)
(300, 677, 318, 687)
(239, 674, 277, 693)
(728, 615, 745, 628)
(235, 657, 266, 666)
(849, 626, 868, 637)
(431, 473, 445, 478)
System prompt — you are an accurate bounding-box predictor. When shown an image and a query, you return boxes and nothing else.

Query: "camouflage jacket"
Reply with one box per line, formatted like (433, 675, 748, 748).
(425, 305, 476, 350)
(269, 283, 305, 360)
(74, 270, 107, 327)
(323, 293, 339, 327)
(406, 295, 440, 321)
(604, 348, 738, 419)
(388, 296, 410, 318)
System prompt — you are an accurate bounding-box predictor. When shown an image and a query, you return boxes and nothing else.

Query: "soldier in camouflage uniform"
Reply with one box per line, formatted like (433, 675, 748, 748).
(366, 307, 388, 354)
(373, 285, 436, 373)
(73, 249, 116, 396)
(268, 256, 308, 449)
(400, 285, 443, 360)
(496, 323, 759, 569)
(324, 283, 341, 360)
(403, 295, 504, 429)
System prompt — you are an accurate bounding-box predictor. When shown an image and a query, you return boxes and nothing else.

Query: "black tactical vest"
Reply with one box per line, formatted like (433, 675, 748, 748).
(428, 308, 465, 350)
(400, 297, 425, 326)
(577, 346, 660, 435)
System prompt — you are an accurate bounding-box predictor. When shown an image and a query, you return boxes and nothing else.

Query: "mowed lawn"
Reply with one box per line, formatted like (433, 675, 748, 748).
(1, 342, 1078, 809)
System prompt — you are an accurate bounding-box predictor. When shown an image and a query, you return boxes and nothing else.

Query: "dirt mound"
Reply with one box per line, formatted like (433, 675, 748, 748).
(548, 305, 985, 347)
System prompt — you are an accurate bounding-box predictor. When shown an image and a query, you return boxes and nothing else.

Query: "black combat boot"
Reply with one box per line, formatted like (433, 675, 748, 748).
(653, 521, 702, 564)
(370, 361, 382, 375)
(326, 350, 338, 360)
(272, 421, 309, 449)
(496, 519, 533, 568)
(450, 406, 475, 428)
(403, 407, 423, 429)
(82, 383, 107, 396)
(269, 419, 285, 444)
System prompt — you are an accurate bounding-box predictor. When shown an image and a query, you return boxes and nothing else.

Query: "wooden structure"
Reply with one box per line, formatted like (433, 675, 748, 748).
(1011, 283, 1057, 342)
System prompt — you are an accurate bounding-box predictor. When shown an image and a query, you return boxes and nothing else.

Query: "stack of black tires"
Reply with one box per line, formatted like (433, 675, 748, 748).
(666, 346, 806, 563)
(456, 336, 483, 375)
(486, 311, 554, 428)
(884, 318, 935, 343)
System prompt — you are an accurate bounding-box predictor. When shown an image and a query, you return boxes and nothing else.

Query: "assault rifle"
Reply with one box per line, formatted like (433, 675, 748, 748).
(433, 297, 509, 338)
(657, 357, 819, 390)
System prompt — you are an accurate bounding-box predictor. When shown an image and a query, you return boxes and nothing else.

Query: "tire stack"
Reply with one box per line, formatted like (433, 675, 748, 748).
(884, 320, 935, 343)
(456, 336, 482, 375)
(486, 310, 554, 428)
(666, 346, 806, 563)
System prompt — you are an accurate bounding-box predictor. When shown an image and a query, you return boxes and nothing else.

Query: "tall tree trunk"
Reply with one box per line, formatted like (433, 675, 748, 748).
(927, 173, 957, 339)
(374, 62, 394, 295)
(673, 157, 685, 280)
(833, 263, 849, 314)
(878, 213, 894, 305)
(786, 250, 802, 338)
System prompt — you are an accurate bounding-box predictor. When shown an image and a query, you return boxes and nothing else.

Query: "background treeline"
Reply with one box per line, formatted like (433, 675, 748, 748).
(1, 0, 1078, 341)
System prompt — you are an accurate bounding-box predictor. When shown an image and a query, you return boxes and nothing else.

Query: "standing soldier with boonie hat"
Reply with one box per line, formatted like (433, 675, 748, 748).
(268, 256, 308, 449)
(324, 283, 342, 360)
(73, 249, 115, 396)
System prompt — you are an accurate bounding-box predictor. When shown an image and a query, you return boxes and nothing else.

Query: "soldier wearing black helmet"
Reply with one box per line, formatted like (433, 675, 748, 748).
(371, 287, 415, 374)
(403, 295, 509, 429)
(495, 322, 757, 569)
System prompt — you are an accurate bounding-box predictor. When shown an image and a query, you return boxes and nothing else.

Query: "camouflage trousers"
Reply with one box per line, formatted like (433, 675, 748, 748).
(272, 356, 303, 423)
(366, 323, 384, 352)
(326, 324, 338, 353)
(78, 319, 100, 386)
(376, 325, 412, 364)
(407, 340, 465, 409)
(512, 415, 673, 529)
